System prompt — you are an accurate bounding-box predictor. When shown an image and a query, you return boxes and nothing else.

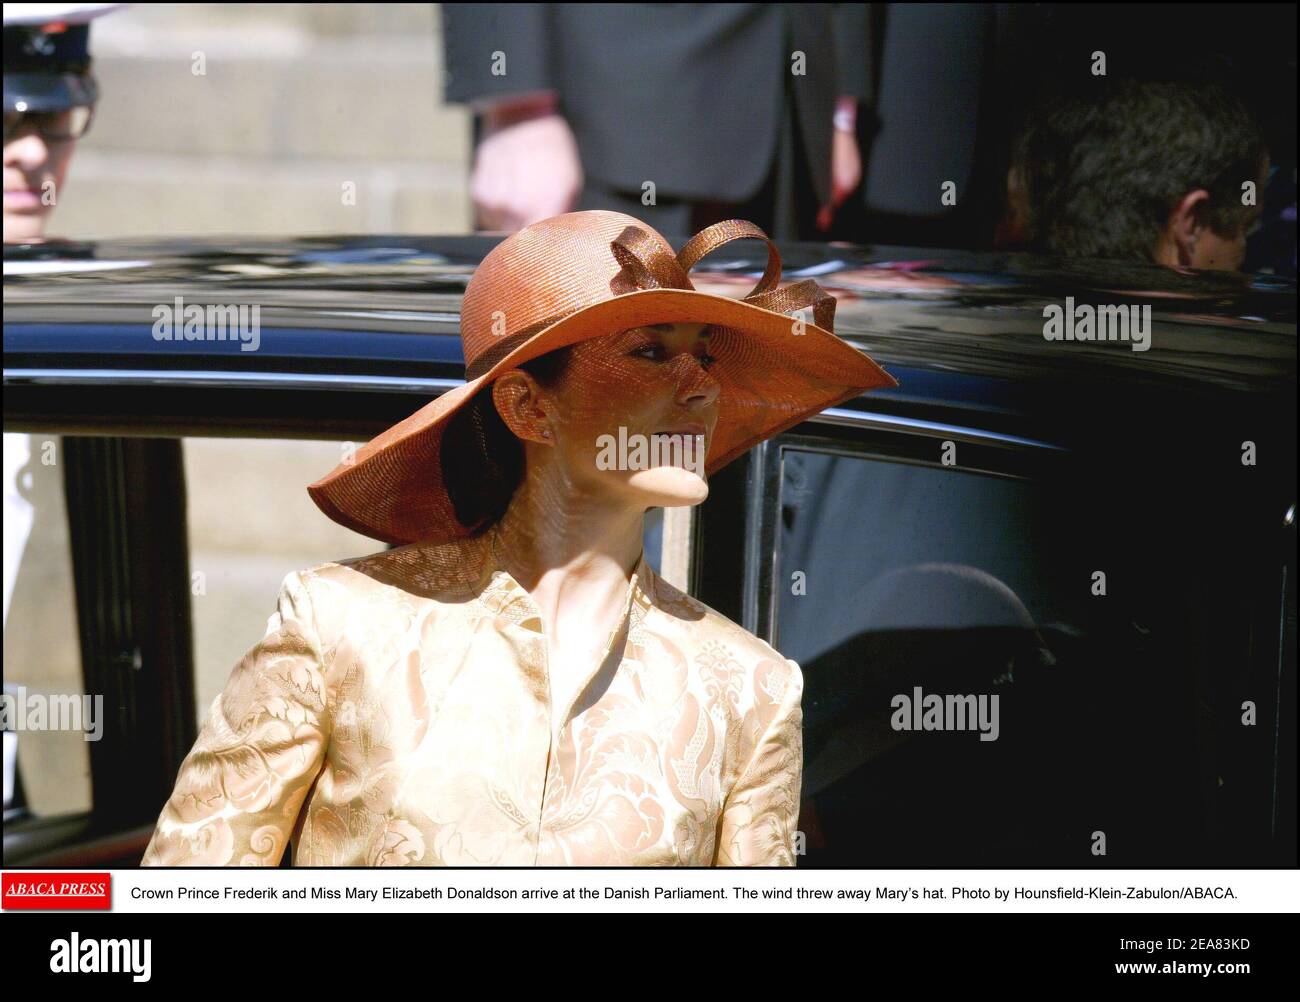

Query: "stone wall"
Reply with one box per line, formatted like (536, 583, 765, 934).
(52, 3, 471, 239)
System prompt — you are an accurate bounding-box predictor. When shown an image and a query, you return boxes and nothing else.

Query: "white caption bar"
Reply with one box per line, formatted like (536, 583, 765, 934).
(4, 869, 1296, 914)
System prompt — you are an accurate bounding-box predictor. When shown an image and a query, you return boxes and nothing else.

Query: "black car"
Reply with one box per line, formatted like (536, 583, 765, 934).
(3, 234, 1295, 868)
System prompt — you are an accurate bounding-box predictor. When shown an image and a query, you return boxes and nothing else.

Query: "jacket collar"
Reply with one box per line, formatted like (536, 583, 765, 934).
(474, 534, 654, 730)
(476, 529, 653, 645)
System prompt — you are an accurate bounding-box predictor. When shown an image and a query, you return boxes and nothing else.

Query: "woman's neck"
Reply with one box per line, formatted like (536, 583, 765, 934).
(488, 449, 645, 653)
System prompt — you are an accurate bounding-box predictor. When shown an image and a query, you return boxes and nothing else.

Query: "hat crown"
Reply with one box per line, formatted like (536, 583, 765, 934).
(459, 210, 679, 373)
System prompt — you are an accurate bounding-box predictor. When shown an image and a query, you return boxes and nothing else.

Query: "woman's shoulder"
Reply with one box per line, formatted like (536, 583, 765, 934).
(262, 541, 491, 656)
(289, 535, 496, 603)
(642, 566, 803, 683)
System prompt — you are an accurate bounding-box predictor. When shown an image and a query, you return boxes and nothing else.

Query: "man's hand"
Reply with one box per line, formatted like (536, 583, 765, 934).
(471, 94, 583, 232)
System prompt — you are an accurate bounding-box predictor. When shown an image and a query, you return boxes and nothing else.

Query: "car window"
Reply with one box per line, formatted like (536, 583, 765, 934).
(776, 447, 1065, 864)
(183, 438, 387, 720)
(772, 442, 1266, 867)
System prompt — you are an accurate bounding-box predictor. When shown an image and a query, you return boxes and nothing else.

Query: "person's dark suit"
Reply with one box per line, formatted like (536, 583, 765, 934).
(441, 3, 871, 239)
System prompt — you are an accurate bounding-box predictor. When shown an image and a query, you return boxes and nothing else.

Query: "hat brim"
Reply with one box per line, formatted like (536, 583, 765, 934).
(3, 71, 97, 112)
(308, 287, 898, 544)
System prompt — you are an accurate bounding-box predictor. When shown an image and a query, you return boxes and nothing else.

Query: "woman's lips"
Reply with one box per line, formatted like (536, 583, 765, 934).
(3, 189, 44, 211)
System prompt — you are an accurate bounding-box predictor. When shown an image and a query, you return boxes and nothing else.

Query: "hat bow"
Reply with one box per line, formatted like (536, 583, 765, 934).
(609, 218, 838, 334)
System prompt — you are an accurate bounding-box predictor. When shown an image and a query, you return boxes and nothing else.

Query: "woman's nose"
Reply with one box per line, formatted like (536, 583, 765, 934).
(5, 132, 52, 170)
(674, 355, 721, 408)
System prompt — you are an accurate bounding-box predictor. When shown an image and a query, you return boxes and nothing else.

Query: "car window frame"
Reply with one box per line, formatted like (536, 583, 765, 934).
(753, 409, 1070, 648)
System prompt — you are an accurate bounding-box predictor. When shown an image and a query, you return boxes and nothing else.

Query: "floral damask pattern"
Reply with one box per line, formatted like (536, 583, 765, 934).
(140, 530, 803, 867)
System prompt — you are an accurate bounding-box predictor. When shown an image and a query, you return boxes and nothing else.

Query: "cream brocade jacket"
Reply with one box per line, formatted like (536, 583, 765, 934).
(140, 531, 804, 867)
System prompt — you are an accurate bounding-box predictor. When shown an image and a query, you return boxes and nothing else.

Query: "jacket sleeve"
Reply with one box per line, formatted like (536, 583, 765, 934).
(440, 3, 556, 109)
(713, 659, 805, 866)
(140, 571, 331, 866)
(831, 2, 873, 103)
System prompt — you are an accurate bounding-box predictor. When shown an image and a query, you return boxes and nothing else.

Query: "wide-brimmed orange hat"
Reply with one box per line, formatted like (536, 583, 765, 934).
(308, 209, 897, 545)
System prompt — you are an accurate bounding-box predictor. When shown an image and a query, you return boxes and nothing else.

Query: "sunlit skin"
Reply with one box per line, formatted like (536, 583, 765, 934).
(3, 114, 78, 242)
(486, 321, 720, 706)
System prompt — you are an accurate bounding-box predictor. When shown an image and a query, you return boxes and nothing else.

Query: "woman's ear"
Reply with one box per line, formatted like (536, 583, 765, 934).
(492, 372, 554, 445)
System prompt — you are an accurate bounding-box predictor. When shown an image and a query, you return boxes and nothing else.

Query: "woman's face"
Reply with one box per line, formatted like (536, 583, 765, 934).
(540, 322, 722, 508)
(3, 120, 77, 243)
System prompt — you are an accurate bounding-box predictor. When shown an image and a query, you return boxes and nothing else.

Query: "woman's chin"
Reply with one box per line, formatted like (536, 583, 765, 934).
(625, 467, 709, 507)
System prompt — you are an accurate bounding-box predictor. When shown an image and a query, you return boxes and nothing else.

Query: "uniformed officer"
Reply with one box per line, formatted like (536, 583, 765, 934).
(3, 3, 124, 242)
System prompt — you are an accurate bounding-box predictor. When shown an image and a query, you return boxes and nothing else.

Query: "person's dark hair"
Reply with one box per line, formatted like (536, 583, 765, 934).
(1011, 78, 1268, 261)
(441, 344, 575, 531)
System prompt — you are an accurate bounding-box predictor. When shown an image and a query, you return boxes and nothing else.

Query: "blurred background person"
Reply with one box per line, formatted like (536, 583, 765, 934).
(989, 4, 1293, 274)
(844, 2, 1009, 249)
(3, 2, 122, 243)
(441, 3, 871, 239)
(1004, 78, 1270, 272)
(853, 4, 1295, 259)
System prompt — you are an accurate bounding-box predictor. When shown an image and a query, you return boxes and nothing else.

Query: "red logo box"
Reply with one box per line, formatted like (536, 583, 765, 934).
(2, 873, 111, 910)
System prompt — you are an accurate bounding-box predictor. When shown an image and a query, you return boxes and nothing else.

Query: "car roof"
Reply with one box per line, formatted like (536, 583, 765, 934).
(4, 234, 1295, 401)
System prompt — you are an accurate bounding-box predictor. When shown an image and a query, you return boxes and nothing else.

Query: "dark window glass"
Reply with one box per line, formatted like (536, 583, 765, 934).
(776, 446, 1273, 867)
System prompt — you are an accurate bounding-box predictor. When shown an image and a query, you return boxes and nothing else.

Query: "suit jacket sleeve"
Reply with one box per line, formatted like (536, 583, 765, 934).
(831, 2, 873, 102)
(440, 2, 556, 108)
(713, 659, 805, 866)
(140, 571, 331, 866)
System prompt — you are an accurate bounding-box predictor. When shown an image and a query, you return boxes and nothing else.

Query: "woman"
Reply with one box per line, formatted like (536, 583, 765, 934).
(139, 210, 896, 867)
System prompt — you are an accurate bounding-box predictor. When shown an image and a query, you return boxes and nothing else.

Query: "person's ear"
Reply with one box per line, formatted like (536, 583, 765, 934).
(1161, 189, 1211, 267)
(491, 371, 554, 445)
